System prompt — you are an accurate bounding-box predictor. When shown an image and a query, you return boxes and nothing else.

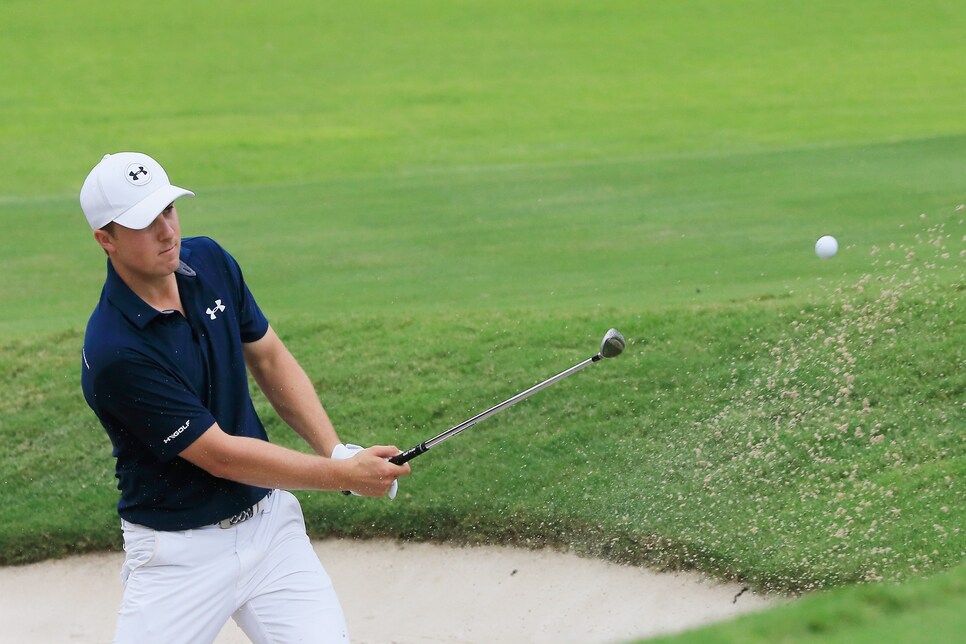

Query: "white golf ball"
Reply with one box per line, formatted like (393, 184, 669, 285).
(815, 235, 838, 259)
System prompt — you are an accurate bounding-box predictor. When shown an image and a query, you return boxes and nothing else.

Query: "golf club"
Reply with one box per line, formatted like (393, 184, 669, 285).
(389, 328, 625, 465)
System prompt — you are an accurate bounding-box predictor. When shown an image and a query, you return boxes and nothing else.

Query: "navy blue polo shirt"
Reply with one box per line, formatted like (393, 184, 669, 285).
(82, 237, 271, 530)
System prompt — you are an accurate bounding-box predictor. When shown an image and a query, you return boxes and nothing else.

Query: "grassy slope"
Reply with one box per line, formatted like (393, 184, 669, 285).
(1, 1, 964, 640)
(3, 227, 962, 592)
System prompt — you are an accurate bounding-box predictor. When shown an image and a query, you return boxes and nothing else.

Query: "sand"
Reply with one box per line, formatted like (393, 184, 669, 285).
(0, 539, 773, 643)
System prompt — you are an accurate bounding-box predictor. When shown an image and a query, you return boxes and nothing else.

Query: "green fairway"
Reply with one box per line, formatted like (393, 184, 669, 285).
(1, 1, 964, 641)
(4, 1, 966, 336)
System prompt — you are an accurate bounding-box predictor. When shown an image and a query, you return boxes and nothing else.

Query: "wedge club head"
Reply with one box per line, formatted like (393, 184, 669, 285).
(600, 328, 625, 359)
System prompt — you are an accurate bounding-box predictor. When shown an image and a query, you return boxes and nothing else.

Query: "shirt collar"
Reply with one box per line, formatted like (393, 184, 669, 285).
(104, 250, 198, 330)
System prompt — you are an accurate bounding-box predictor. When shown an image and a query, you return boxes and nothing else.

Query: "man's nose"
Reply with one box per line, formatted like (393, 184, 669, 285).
(155, 215, 175, 237)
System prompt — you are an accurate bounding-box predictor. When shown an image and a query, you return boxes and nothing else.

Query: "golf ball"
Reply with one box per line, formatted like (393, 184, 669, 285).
(815, 235, 838, 259)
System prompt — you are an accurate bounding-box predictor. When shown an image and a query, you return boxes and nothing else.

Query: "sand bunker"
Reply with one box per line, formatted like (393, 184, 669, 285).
(0, 538, 773, 643)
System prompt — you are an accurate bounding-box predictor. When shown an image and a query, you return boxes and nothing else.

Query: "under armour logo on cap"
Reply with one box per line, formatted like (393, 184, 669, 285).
(126, 164, 151, 185)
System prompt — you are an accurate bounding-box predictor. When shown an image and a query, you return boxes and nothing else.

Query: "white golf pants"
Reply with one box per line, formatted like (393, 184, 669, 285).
(114, 490, 348, 643)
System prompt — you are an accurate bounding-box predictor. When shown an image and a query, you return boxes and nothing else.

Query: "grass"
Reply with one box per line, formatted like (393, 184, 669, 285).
(646, 560, 966, 643)
(1, 0, 964, 641)
(3, 227, 963, 595)
(5, 136, 966, 337)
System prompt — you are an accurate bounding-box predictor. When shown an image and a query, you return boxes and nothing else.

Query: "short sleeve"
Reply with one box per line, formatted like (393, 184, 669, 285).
(92, 350, 217, 462)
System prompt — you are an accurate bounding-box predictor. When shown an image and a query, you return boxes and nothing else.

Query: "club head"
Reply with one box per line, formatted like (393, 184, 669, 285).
(599, 328, 625, 358)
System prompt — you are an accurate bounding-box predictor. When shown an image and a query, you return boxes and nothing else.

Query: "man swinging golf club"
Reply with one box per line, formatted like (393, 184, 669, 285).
(79, 152, 410, 643)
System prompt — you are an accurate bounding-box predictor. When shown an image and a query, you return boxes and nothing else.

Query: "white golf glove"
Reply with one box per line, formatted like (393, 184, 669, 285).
(331, 443, 398, 500)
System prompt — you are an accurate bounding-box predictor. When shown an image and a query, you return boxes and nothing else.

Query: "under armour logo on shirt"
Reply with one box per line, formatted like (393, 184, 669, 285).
(206, 299, 226, 320)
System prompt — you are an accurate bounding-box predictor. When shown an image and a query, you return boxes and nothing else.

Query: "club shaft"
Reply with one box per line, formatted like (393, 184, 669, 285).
(390, 353, 602, 465)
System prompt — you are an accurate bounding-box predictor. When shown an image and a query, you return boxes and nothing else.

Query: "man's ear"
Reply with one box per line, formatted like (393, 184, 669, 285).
(93, 229, 116, 254)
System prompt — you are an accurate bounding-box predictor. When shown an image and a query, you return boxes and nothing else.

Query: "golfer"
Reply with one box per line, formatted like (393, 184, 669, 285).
(79, 152, 410, 643)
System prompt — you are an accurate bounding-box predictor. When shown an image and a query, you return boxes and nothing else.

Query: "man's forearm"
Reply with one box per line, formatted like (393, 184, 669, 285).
(199, 434, 343, 490)
(245, 327, 342, 456)
(179, 424, 406, 497)
(260, 356, 340, 456)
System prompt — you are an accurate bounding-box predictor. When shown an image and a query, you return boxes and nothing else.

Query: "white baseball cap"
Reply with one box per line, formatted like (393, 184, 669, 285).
(80, 152, 194, 230)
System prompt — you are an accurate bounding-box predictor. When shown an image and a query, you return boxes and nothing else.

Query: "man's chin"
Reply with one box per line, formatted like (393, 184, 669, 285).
(162, 249, 181, 271)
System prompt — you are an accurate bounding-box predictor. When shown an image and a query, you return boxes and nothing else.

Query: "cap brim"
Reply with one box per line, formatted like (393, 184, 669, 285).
(112, 185, 194, 230)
